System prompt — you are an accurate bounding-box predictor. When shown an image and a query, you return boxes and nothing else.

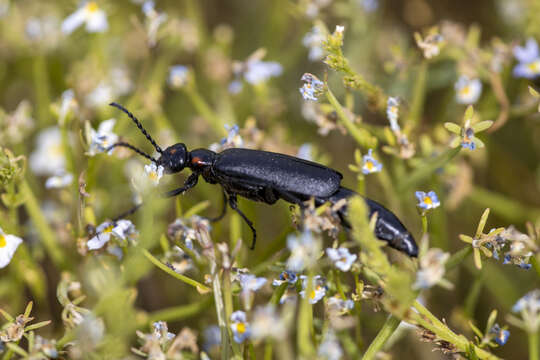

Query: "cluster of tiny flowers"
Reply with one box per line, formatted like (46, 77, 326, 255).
(414, 31, 444, 59)
(144, 163, 165, 186)
(299, 275, 327, 304)
(513, 38, 540, 79)
(415, 190, 441, 212)
(326, 247, 357, 272)
(286, 230, 321, 271)
(511, 289, 540, 332)
(299, 73, 324, 101)
(0, 227, 23, 268)
(87, 119, 118, 156)
(62, 1, 108, 35)
(413, 248, 450, 289)
(302, 26, 325, 61)
(455, 76, 483, 104)
(484, 227, 534, 270)
(361, 149, 383, 174)
(272, 270, 298, 304)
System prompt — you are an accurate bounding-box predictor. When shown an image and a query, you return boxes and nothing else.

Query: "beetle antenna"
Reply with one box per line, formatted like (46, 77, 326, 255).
(106, 142, 158, 163)
(109, 102, 163, 154)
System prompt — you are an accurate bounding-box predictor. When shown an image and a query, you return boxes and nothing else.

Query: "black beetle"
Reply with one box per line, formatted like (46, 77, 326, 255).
(105, 103, 418, 257)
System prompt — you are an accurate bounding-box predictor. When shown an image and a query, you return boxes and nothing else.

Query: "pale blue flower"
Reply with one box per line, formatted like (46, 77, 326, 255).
(490, 324, 510, 346)
(326, 247, 357, 272)
(318, 331, 343, 360)
(300, 73, 324, 101)
(272, 270, 298, 286)
(361, 149, 382, 174)
(239, 274, 267, 294)
(513, 38, 540, 79)
(361, 0, 379, 12)
(45, 170, 74, 189)
(168, 65, 189, 88)
(302, 26, 325, 61)
(230, 311, 250, 343)
(245, 60, 282, 84)
(297, 143, 313, 161)
(386, 97, 400, 131)
(87, 118, 118, 156)
(415, 191, 440, 211)
(455, 76, 482, 104)
(512, 289, 540, 313)
(250, 305, 286, 340)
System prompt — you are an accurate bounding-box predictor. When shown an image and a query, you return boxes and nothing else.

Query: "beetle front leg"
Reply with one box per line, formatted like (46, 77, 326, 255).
(228, 194, 257, 250)
(163, 173, 199, 198)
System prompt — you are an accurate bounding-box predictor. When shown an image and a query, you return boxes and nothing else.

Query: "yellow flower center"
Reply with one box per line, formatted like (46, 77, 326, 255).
(0, 235, 6, 248)
(365, 161, 374, 170)
(103, 225, 114, 233)
(460, 85, 471, 96)
(528, 61, 540, 73)
(86, 2, 99, 13)
(236, 322, 246, 334)
(423, 196, 433, 205)
(389, 106, 397, 115)
(310, 285, 321, 299)
(149, 171, 158, 181)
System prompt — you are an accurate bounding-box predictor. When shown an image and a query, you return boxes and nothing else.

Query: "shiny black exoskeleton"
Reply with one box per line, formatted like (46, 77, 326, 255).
(107, 103, 418, 257)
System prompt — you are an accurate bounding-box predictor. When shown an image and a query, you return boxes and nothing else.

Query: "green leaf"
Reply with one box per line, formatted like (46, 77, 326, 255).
(444, 122, 462, 134)
(469, 321, 484, 339)
(476, 208, 490, 236)
(464, 105, 474, 122)
(528, 85, 540, 98)
(472, 120, 493, 133)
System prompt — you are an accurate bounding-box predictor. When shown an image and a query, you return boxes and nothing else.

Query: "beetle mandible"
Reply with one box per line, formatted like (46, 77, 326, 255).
(105, 102, 418, 257)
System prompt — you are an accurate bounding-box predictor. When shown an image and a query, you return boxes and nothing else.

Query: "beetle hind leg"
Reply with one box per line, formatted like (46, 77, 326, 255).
(228, 194, 257, 250)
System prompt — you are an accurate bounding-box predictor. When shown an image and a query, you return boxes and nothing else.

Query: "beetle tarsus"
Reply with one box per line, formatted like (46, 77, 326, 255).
(163, 173, 198, 198)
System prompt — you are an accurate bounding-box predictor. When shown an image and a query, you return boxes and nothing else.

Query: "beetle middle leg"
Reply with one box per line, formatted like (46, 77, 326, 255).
(208, 190, 228, 222)
(227, 193, 257, 250)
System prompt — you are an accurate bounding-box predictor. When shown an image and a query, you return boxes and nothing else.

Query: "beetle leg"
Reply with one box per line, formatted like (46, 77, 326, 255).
(208, 190, 228, 222)
(228, 194, 257, 250)
(113, 203, 143, 222)
(163, 173, 199, 197)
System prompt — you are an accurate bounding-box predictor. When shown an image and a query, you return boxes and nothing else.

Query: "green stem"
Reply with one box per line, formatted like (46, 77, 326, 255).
(32, 54, 50, 125)
(529, 330, 539, 360)
(531, 256, 540, 279)
(298, 272, 315, 356)
(325, 87, 377, 149)
(405, 61, 427, 128)
(183, 87, 226, 136)
(20, 179, 66, 268)
(445, 247, 472, 272)
(147, 296, 212, 323)
(361, 315, 401, 360)
(421, 215, 428, 235)
(142, 249, 210, 292)
(397, 147, 461, 192)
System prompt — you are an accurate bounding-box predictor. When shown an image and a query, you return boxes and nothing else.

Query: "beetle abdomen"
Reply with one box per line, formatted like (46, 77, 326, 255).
(215, 148, 342, 198)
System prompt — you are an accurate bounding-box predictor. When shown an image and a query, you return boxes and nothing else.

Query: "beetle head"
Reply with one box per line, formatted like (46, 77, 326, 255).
(157, 143, 188, 174)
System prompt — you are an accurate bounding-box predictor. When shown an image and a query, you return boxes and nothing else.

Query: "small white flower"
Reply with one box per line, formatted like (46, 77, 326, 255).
(29, 127, 66, 176)
(87, 119, 119, 156)
(85, 82, 113, 108)
(152, 321, 175, 340)
(335, 25, 345, 35)
(238, 274, 267, 294)
(142, 1, 168, 47)
(286, 230, 320, 271)
(299, 275, 327, 304)
(111, 219, 137, 241)
(361, 149, 383, 174)
(327, 296, 354, 314)
(45, 170, 74, 189)
(144, 163, 164, 185)
(62, 1, 108, 35)
(0, 227, 23, 268)
(455, 76, 482, 104)
(58, 89, 77, 125)
(87, 221, 114, 250)
(318, 330, 343, 360)
(326, 247, 357, 272)
(386, 97, 400, 131)
(250, 305, 286, 341)
(168, 65, 189, 89)
(297, 143, 313, 161)
(209, 124, 243, 152)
